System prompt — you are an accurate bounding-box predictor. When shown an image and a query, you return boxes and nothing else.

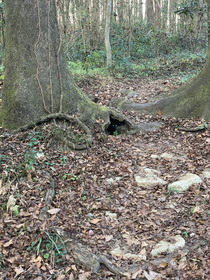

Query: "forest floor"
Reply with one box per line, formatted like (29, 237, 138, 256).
(0, 65, 210, 279)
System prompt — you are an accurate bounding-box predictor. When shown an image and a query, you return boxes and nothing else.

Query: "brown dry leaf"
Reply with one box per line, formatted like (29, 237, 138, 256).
(3, 239, 13, 247)
(78, 271, 91, 280)
(15, 223, 25, 229)
(6, 257, 16, 263)
(68, 273, 74, 280)
(34, 255, 42, 263)
(178, 261, 187, 270)
(7, 195, 16, 211)
(141, 205, 149, 217)
(47, 208, 61, 215)
(139, 248, 146, 256)
(159, 262, 168, 268)
(90, 218, 101, 224)
(131, 268, 142, 279)
(105, 235, 113, 242)
(126, 236, 140, 246)
(4, 219, 17, 224)
(66, 266, 71, 273)
(14, 266, 24, 279)
(144, 270, 158, 280)
(141, 241, 148, 248)
(71, 265, 77, 272)
(123, 271, 131, 279)
(193, 205, 203, 213)
(57, 275, 65, 280)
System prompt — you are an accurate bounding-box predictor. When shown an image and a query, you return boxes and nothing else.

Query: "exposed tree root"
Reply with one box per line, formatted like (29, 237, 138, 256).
(176, 124, 208, 132)
(53, 227, 125, 276)
(9, 113, 93, 150)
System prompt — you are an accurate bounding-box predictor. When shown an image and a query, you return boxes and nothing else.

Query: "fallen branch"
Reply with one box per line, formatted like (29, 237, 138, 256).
(176, 122, 208, 132)
(53, 227, 125, 276)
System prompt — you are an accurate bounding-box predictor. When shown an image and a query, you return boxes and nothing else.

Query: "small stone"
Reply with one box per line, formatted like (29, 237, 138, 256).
(151, 154, 159, 159)
(105, 211, 117, 219)
(135, 168, 167, 188)
(151, 235, 185, 257)
(168, 173, 202, 192)
(201, 169, 210, 179)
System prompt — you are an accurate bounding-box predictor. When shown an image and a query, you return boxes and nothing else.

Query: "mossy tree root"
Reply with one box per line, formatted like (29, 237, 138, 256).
(11, 113, 93, 150)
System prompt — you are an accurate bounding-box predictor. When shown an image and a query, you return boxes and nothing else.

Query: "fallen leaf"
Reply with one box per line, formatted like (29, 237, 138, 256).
(159, 262, 168, 268)
(3, 239, 13, 247)
(14, 266, 24, 279)
(132, 268, 142, 279)
(7, 195, 16, 211)
(78, 271, 91, 280)
(6, 257, 16, 263)
(105, 235, 113, 242)
(4, 219, 17, 223)
(126, 236, 140, 246)
(34, 255, 42, 263)
(193, 205, 203, 213)
(178, 261, 187, 269)
(144, 270, 158, 280)
(123, 271, 131, 279)
(69, 273, 74, 280)
(57, 275, 65, 280)
(47, 208, 61, 215)
(139, 248, 146, 256)
(66, 266, 71, 273)
(90, 218, 101, 224)
(141, 241, 148, 247)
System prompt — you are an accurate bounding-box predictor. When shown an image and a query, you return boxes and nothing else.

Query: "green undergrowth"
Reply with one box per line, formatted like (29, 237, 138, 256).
(69, 49, 207, 84)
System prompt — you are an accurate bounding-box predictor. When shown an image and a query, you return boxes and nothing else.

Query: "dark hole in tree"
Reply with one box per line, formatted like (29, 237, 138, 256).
(106, 116, 125, 135)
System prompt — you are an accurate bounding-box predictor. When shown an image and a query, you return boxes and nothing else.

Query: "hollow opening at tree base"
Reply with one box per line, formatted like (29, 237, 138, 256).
(105, 116, 126, 135)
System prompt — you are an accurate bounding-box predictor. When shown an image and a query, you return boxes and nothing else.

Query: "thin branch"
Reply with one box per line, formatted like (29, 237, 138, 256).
(64, 28, 84, 53)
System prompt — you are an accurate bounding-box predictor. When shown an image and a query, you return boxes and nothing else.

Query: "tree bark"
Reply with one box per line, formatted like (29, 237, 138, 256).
(105, 0, 112, 66)
(0, 0, 109, 129)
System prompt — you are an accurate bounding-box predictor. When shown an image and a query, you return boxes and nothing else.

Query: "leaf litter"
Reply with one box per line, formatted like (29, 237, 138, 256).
(0, 76, 210, 279)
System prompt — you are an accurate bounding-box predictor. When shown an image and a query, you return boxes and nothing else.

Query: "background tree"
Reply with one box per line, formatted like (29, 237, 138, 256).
(112, 0, 210, 121)
(105, 0, 112, 66)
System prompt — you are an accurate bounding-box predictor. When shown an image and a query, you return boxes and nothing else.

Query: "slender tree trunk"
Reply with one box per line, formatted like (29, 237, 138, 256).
(105, 0, 112, 66)
(161, 0, 168, 29)
(91, 0, 100, 49)
(146, 0, 154, 25)
(154, 0, 161, 28)
(117, 0, 123, 25)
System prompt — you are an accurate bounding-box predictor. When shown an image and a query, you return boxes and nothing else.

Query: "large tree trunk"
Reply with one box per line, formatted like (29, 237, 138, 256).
(0, 0, 108, 129)
(113, 52, 210, 120)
